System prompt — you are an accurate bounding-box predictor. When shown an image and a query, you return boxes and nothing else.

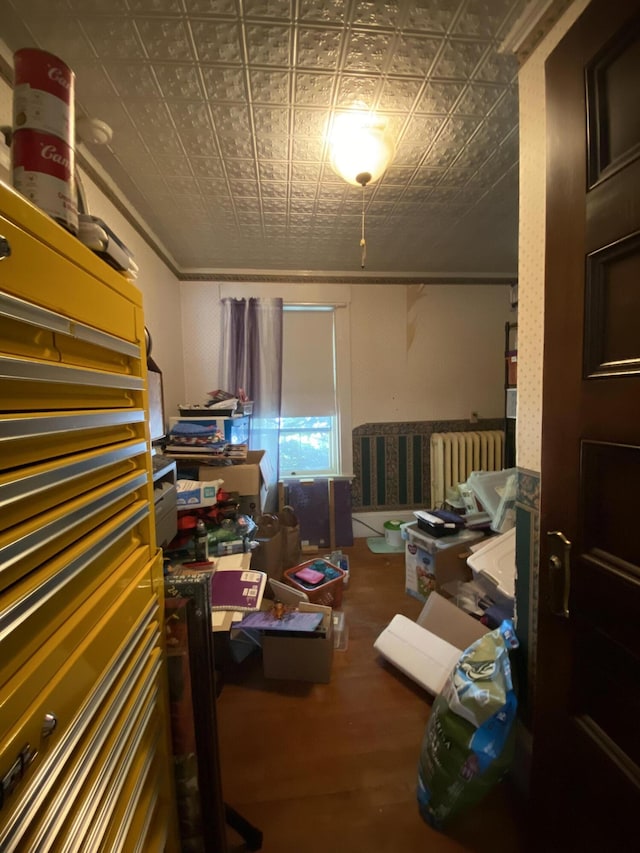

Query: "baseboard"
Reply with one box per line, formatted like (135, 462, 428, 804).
(351, 510, 416, 539)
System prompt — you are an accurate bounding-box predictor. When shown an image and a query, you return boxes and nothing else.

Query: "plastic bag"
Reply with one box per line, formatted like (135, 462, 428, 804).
(277, 505, 301, 569)
(417, 620, 519, 829)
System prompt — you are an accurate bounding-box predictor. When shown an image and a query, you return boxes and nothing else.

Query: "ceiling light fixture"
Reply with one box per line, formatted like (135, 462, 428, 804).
(328, 102, 395, 268)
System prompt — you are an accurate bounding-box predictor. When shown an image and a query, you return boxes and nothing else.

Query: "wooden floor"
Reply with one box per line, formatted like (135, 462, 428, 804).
(216, 539, 529, 853)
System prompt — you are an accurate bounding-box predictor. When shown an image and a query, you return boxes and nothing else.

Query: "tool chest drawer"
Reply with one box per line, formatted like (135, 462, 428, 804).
(0, 563, 164, 851)
(0, 182, 178, 849)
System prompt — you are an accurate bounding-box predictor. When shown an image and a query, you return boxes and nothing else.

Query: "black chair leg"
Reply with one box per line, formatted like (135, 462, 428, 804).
(224, 803, 263, 851)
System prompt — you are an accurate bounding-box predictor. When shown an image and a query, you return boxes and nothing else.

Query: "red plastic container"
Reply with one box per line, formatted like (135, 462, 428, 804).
(12, 129, 78, 233)
(13, 48, 75, 143)
(283, 559, 346, 608)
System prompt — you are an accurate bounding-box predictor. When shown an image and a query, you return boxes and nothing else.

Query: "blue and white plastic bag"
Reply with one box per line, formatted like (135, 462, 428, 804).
(417, 620, 519, 828)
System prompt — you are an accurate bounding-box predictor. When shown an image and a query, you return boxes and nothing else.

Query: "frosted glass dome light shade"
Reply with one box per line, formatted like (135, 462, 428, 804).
(328, 107, 394, 186)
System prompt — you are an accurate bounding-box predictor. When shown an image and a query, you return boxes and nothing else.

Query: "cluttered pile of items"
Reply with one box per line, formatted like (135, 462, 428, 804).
(374, 466, 520, 831)
(401, 466, 518, 628)
(163, 483, 349, 683)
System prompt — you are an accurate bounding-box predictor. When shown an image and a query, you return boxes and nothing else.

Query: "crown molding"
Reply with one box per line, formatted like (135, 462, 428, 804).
(499, 0, 573, 63)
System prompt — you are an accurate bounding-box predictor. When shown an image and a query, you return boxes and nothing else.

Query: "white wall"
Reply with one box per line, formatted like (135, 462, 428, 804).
(517, 0, 590, 472)
(351, 283, 512, 425)
(78, 172, 185, 419)
(180, 279, 512, 436)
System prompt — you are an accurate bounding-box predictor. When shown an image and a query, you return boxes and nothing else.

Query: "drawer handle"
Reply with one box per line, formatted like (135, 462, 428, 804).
(42, 713, 58, 738)
(0, 235, 10, 260)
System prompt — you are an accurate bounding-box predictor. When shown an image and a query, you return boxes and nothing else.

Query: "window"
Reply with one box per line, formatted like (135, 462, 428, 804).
(279, 306, 340, 476)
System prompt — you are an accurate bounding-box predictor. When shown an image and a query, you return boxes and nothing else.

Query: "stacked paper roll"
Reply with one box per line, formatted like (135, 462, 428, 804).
(11, 48, 78, 234)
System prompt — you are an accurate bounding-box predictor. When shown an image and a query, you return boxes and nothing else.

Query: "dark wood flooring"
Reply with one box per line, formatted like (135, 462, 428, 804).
(216, 539, 528, 853)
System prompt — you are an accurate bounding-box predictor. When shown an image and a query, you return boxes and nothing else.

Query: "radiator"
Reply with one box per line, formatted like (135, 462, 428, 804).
(430, 430, 504, 506)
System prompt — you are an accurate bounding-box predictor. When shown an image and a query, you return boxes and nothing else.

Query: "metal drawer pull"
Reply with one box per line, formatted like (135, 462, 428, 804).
(42, 713, 58, 738)
(0, 235, 10, 260)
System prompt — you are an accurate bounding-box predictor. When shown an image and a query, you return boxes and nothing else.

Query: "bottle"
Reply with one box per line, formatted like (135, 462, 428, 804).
(194, 518, 209, 562)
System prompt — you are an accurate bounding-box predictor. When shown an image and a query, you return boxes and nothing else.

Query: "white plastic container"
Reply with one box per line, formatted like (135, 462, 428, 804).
(383, 519, 404, 547)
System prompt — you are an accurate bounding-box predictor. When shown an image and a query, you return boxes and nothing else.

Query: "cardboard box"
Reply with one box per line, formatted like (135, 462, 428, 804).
(261, 602, 333, 683)
(402, 522, 483, 602)
(175, 478, 221, 509)
(199, 450, 271, 515)
(373, 592, 487, 695)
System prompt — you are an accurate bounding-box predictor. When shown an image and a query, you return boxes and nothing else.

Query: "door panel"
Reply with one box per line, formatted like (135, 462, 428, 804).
(534, 1, 640, 849)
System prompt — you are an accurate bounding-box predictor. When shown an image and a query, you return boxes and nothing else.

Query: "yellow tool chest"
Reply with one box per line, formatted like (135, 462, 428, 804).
(0, 181, 179, 850)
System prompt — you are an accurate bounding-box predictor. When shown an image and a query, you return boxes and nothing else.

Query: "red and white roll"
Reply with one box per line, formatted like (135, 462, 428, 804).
(12, 130, 78, 234)
(13, 48, 75, 144)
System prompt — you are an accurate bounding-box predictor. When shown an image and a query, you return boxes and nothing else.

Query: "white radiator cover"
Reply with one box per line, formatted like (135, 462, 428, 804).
(430, 430, 504, 506)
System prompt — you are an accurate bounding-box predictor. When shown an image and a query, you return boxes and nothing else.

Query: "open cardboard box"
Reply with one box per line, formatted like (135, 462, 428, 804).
(260, 601, 334, 683)
(199, 449, 271, 515)
(373, 592, 487, 695)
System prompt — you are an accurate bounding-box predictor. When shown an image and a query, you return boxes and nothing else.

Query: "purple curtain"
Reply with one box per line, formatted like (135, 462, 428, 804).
(220, 297, 283, 509)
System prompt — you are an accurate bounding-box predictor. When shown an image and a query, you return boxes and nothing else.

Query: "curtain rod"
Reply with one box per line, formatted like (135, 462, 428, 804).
(283, 302, 348, 308)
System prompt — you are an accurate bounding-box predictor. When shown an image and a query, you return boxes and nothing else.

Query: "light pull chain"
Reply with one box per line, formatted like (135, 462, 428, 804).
(360, 183, 367, 269)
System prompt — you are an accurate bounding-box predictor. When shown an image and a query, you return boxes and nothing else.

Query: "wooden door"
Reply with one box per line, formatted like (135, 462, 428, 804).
(532, 1, 640, 849)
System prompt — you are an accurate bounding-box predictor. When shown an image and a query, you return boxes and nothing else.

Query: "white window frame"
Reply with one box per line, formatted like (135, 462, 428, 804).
(280, 302, 352, 477)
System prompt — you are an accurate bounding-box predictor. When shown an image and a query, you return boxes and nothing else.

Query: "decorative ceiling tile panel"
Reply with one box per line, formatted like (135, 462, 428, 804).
(73, 63, 119, 102)
(256, 136, 290, 160)
(416, 80, 465, 114)
(25, 20, 95, 64)
(105, 62, 160, 98)
(3, 0, 527, 274)
(245, 24, 291, 66)
(296, 27, 343, 70)
(260, 182, 288, 198)
(135, 18, 195, 61)
(224, 160, 258, 181)
(351, 0, 401, 29)
(455, 81, 503, 116)
(142, 127, 185, 155)
(244, 0, 291, 19)
(129, 100, 174, 135)
(153, 64, 204, 99)
(388, 35, 440, 76)
(184, 0, 237, 16)
(217, 135, 255, 159)
(178, 127, 220, 156)
(334, 74, 378, 107)
(403, 114, 445, 144)
(80, 18, 146, 60)
(430, 38, 488, 79)
(128, 1, 185, 12)
(190, 20, 243, 64)
(344, 30, 394, 74)
(191, 157, 225, 178)
(200, 66, 247, 103)
(210, 103, 251, 135)
(250, 70, 290, 104)
(290, 163, 321, 183)
(252, 106, 290, 136)
(474, 51, 518, 85)
(299, 0, 346, 25)
(167, 100, 212, 130)
(378, 77, 423, 112)
(68, 1, 127, 12)
(403, 0, 462, 33)
(294, 72, 334, 106)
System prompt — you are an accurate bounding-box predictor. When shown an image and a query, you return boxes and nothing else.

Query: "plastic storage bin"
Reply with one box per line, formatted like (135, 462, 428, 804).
(283, 559, 346, 608)
(169, 415, 250, 445)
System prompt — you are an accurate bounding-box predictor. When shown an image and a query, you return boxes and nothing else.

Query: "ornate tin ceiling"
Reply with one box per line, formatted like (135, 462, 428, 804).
(1, 0, 524, 277)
